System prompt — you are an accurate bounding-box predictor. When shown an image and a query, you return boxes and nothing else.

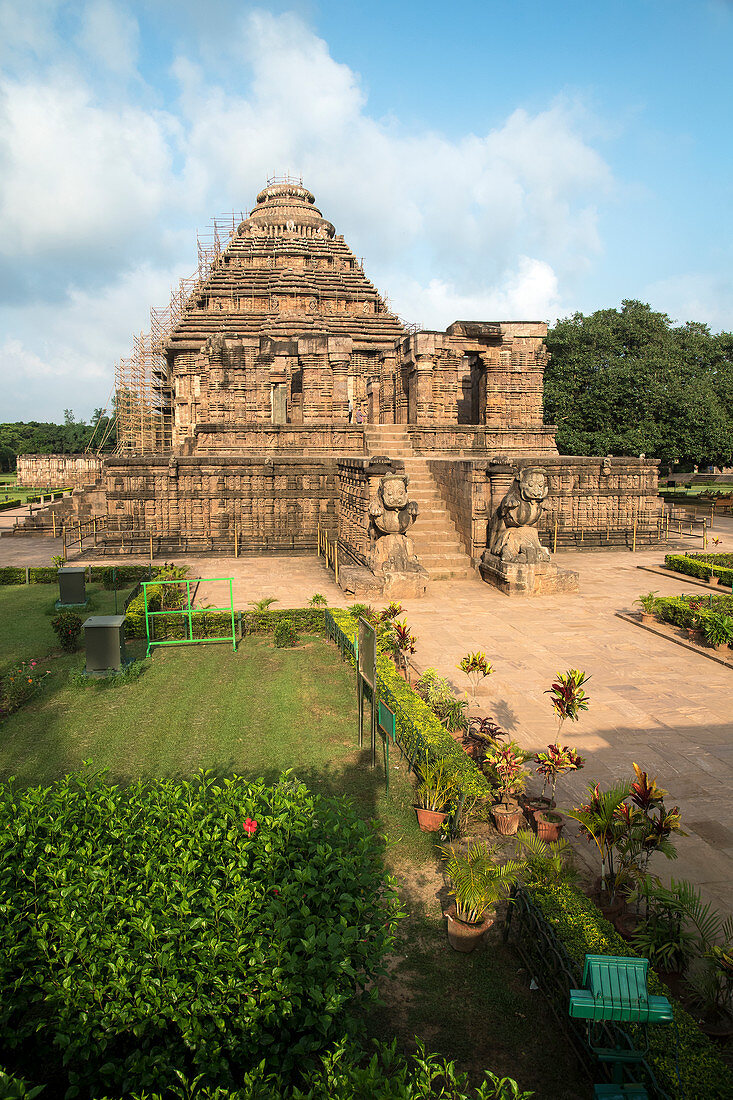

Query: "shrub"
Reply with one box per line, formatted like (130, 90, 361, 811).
(0, 1040, 533, 1099)
(51, 610, 83, 652)
(245, 608, 326, 636)
(0, 770, 400, 1096)
(274, 617, 298, 647)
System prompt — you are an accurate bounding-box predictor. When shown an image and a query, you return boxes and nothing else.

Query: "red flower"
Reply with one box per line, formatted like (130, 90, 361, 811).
(243, 817, 258, 835)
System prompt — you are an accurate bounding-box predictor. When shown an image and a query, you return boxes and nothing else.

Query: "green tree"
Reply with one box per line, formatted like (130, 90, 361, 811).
(544, 300, 733, 468)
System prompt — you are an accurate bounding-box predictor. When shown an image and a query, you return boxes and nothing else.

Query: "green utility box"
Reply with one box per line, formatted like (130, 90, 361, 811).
(83, 615, 127, 675)
(57, 567, 87, 607)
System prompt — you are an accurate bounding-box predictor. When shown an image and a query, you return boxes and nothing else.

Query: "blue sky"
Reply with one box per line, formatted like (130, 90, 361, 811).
(0, 0, 731, 421)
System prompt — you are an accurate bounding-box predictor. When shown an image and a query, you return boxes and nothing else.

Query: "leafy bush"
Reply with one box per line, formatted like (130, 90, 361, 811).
(0, 568, 25, 586)
(0, 770, 400, 1096)
(274, 617, 299, 647)
(0, 1040, 533, 1099)
(51, 610, 83, 652)
(665, 553, 712, 581)
(28, 567, 57, 583)
(665, 553, 733, 587)
(0, 661, 48, 716)
(97, 565, 153, 589)
(526, 882, 733, 1099)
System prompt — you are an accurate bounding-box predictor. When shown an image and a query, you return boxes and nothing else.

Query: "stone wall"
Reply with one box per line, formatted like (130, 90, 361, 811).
(16, 454, 103, 489)
(103, 454, 338, 552)
(408, 425, 558, 457)
(191, 423, 366, 455)
(430, 455, 663, 564)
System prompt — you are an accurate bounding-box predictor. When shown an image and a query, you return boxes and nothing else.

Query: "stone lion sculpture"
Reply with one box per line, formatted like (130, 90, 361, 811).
(367, 473, 419, 573)
(486, 466, 551, 564)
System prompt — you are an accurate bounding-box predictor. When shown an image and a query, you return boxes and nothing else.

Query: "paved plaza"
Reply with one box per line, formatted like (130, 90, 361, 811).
(2, 518, 732, 913)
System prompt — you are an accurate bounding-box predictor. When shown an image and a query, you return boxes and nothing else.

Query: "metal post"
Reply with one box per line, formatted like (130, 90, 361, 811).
(702, 518, 707, 550)
(371, 685, 377, 769)
(150, 534, 153, 565)
(710, 504, 715, 530)
(553, 518, 558, 554)
(632, 514, 637, 553)
(93, 517, 97, 543)
(186, 580, 193, 641)
(62, 526, 67, 559)
(335, 542, 339, 586)
(229, 578, 236, 651)
(52, 512, 56, 538)
(357, 673, 363, 748)
(234, 528, 238, 558)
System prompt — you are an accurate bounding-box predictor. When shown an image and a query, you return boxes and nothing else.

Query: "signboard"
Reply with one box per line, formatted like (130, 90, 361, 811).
(358, 618, 377, 689)
(378, 700, 396, 743)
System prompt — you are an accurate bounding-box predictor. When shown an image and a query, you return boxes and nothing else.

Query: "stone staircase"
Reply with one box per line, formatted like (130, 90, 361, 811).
(363, 426, 473, 580)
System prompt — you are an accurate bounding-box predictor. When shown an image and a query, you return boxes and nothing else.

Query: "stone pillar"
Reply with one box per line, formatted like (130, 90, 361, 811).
(330, 357, 350, 422)
(485, 460, 517, 522)
(415, 354, 434, 423)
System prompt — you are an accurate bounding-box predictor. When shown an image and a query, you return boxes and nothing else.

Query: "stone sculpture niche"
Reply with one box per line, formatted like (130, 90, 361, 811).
(480, 465, 578, 596)
(365, 473, 429, 598)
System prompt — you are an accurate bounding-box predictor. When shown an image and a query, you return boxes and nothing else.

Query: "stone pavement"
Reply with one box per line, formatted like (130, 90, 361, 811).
(3, 519, 732, 913)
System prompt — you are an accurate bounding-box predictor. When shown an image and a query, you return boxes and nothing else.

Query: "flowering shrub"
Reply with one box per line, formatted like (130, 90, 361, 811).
(534, 742, 585, 802)
(0, 661, 48, 716)
(0, 770, 401, 1096)
(51, 610, 83, 652)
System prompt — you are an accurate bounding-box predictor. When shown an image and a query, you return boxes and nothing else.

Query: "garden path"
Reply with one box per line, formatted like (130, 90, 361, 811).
(3, 516, 733, 914)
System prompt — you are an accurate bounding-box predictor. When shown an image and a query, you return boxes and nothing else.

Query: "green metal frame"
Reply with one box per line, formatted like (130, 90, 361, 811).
(141, 578, 237, 657)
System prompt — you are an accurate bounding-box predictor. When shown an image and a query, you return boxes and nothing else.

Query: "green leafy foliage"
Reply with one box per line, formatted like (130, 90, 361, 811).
(0, 769, 400, 1096)
(441, 841, 522, 923)
(544, 301, 733, 466)
(51, 610, 83, 652)
(273, 617, 299, 648)
(245, 608, 326, 636)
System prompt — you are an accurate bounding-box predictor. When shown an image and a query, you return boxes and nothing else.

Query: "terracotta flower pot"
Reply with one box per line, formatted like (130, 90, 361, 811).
(522, 796, 555, 825)
(414, 806, 448, 832)
(492, 804, 523, 836)
(536, 812, 564, 842)
(445, 903, 493, 953)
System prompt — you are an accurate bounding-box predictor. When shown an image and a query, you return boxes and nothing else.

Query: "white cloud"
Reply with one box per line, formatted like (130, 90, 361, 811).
(76, 0, 140, 76)
(0, 4, 617, 418)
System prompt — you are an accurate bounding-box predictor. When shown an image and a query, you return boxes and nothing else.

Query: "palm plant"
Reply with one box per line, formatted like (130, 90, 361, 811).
(308, 593, 328, 607)
(440, 840, 523, 924)
(248, 596, 279, 612)
(514, 829, 579, 887)
(634, 591, 659, 616)
(566, 781, 630, 897)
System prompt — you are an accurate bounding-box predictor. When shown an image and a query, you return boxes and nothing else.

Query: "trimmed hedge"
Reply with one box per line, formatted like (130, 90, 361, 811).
(0, 499, 21, 513)
(528, 882, 733, 1100)
(665, 553, 733, 587)
(653, 593, 733, 632)
(245, 608, 327, 635)
(329, 609, 490, 806)
(0, 569, 25, 586)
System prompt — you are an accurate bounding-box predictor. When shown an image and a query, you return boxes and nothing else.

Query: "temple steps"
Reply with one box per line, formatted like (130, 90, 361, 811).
(363, 430, 474, 580)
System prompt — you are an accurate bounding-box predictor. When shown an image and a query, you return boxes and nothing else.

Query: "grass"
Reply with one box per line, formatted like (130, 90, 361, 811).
(0, 583, 130, 668)
(0, 474, 59, 504)
(0, 584, 586, 1098)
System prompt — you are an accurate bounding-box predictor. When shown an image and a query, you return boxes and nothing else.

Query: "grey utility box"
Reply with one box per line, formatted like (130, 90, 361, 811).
(83, 615, 127, 675)
(58, 567, 87, 607)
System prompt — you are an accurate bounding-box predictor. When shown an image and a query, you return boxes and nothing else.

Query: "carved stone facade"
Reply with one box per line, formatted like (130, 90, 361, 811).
(16, 454, 104, 490)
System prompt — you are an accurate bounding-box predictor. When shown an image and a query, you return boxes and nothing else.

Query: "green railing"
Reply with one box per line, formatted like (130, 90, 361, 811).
(142, 578, 237, 656)
(504, 886, 671, 1099)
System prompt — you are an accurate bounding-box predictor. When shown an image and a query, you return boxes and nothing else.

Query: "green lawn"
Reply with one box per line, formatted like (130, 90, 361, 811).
(0, 583, 130, 668)
(0, 474, 58, 504)
(0, 584, 585, 1099)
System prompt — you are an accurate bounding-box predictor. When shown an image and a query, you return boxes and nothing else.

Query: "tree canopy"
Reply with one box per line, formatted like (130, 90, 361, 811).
(544, 300, 733, 469)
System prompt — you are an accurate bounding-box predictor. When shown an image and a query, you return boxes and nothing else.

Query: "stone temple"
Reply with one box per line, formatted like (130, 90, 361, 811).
(16, 178, 663, 585)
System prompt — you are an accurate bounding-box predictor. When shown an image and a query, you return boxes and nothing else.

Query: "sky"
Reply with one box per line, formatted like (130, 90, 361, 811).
(0, 0, 732, 422)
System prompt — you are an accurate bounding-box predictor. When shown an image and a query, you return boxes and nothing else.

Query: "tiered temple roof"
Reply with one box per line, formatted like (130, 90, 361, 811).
(165, 180, 406, 354)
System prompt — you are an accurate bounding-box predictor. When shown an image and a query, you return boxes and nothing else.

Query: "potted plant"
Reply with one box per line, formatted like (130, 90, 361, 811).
(440, 840, 522, 952)
(701, 613, 733, 652)
(413, 757, 458, 832)
(457, 651, 494, 706)
(536, 809, 565, 842)
(485, 743, 530, 835)
(526, 742, 585, 831)
(634, 591, 659, 623)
